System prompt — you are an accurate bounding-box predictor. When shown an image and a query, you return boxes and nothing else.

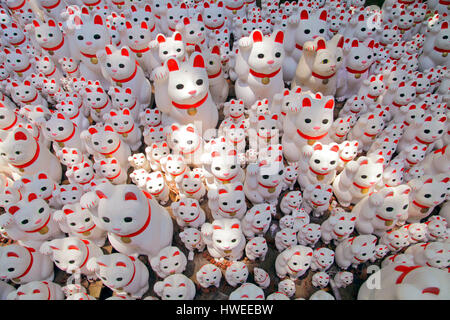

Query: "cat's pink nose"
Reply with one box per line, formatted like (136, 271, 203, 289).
(86, 41, 93, 46)
(43, 38, 48, 42)
(35, 219, 42, 225)
(362, 60, 367, 64)
(313, 126, 320, 130)
(267, 60, 274, 65)
(112, 69, 117, 73)
(188, 90, 197, 95)
(312, 35, 318, 39)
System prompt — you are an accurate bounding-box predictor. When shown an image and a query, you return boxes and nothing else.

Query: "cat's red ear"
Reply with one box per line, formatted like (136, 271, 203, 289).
(167, 58, 179, 72)
(274, 30, 284, 44)
(193, 54, 205, 69)
(316, 39, 326, 51)
(121, 47, 129, 57)
(252, 29, 263, 43)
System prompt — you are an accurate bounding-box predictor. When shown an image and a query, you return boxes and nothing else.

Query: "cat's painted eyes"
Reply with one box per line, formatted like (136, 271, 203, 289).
(305, 118, 311, 123)
(196, 79, 203, 86)
(176, 48, 182, 52)
(275, 52, 281, 58)
(107, 63, 111, 67)
(119, 64, 125, 68)
(304, 29, 310, 34)
(322, 59, 328, 64)
(258, 53, 264, 59)
(163, 51, 168, 55)
(319, 29, 324, 33)
(176, 84, 184, 90)
(93, 34, 101, 40)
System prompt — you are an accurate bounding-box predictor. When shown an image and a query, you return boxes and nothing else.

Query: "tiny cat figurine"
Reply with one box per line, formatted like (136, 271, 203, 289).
(97, 45, 152, 112)
(171, 198, 206, 229)
(207, 182, 247, 220)
(196, 263, 222, 289)
(152, 53, 218, 132)
(282, 91, 334, 163)
(235, 29, 285, 107)
(149, 32, 186, 68)
(333, 155, 385, 207)
(103, 108, 142, 152)
(336, 39, 375, 101)
(87, 253, 149, 299)
(1, 127, 62, 182)
(26, 19, 71, 65)
(292, 34, 344, 96)
(275, 245, 313, 280)
(53, 203, 107, 247)
(145, 171, 169, 205)
(109, 86, 140, 122)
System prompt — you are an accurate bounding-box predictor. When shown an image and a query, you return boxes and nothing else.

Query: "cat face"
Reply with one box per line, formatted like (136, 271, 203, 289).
(283, 191, 303, 207)
(168, 123, 201, 154)
(226, 261, 248, 284)
(203, 1, 225, 29)
(84, 85, 109, 109)
(105, 109, 134, 134)
(247, 29, 284, 73)
(435, 21, 450, 52)
(58, 204, 95, 233)
(88, 125, 120, 155)
(398, 11, 414, 30)
(257, 156, 284, 187)
(97, 158, 122, 180)
(257, 114, 279, 140)
(283, 165, 299, 182)
(286, 246, 313, 274)
(145, 171, 165, 194)
(253, 267, 268, 282)
(313, 247, 334, 269)
(247, 204, 272, 230)
(301, 223, 321, 243)
(123, 21, 153, 50)
(353, 156, 384, 187)
(154, 246, 187, 276)
(180, 16, 206, 46)
(0, 244, 36, 280)
(216, 183, 245, 217)
(247, 236, 268, 254)
(1, 22, 25, 46)
(363, 112, 385, 136)
(130, 169, 148, 188)
(277, 228, 297, 247)
(294, 93, 334, 136)
(144, 126, 165, 144)
(211, 219, 243, 252)
(140, 108, 161, 126)
(180, 172, 203, 194)
(279, 215, 294, 229)
(413, 176, 448, 207)
(93, 253, 137, 289)
(309, 184, 332, 206)
(167, 2, 188, 30)
(95, 185, 151, 236)
(41, 238, 91, 273)
(197, 264, 221, 286)
(166, 53, 208, 104)
(0, 128, 36, 165)
(295, 9, 328, 45)
(129, 153, 147, 168)
(57, 184, 82, 205)
(10, 80, 37, 104)
(19, 172, 56, 201)
(7, 193, 50, 232)
(415, 115, 446, 144)
(57, 147, 83, 167)
(174, 198, 202, 223)
(57, 101, 79, 119)
(378, 187, 411, 221)
(44, 113, 75, 142)
(73, 14, 109, 53)
(126, 3, 152, 24)
(210, 149, 240, 180)
(147, 142, 169, 162)
(71, 161, 95, 185)
(179, 227, 202, 247)
(102, 46, 137, 80)
(308, 142, 340, 173)
(346, 39, 374, 71)
(164, 155, 187, 176)
(383, 167, 404, 187)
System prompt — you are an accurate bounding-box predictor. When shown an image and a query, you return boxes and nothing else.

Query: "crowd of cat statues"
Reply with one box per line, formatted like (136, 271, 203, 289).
(0, 0, 448, 300)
